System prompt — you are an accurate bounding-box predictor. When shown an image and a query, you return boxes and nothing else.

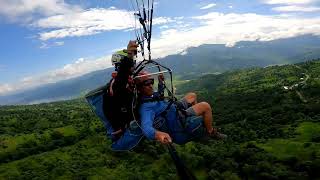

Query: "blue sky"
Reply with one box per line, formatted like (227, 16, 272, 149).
(0, 0, 320, 95)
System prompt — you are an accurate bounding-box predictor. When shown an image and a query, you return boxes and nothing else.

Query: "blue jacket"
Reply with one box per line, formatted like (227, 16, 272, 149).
(139, 96, 178, 140)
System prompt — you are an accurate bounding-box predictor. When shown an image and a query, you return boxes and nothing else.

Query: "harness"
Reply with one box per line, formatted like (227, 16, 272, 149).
(103, 76, 136, 142)
(141, 96, 192, 131)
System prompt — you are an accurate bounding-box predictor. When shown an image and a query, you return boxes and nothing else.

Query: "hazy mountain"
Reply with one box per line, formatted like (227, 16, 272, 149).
(1, 35, 320, 105)
(0, 68, 114, 105)
(160, 35, 320, 79)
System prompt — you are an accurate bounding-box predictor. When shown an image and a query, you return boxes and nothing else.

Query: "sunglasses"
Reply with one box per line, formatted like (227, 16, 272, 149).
(142, 78, 154, 86)
(127, 50, 137, 56)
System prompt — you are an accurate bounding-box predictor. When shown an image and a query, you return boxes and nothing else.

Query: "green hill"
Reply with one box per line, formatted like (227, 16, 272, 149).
(0, 60, 320, 179)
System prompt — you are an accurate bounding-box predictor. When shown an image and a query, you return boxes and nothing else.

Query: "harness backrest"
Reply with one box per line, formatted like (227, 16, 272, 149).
(103, 78, 136, 139)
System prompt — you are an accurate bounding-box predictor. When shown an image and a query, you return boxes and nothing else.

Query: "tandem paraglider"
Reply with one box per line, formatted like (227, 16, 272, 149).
(85, 0, 227, 179)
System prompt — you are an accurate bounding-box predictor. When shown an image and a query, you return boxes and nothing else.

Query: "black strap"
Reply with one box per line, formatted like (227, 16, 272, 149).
(141, 97, 190, 129)
(140, 95, 164, 104)
(175, 101, 192, 117)
(141, 97, 196, 179)
(162, 99, 175, 115)
(167, 143, 197, 180)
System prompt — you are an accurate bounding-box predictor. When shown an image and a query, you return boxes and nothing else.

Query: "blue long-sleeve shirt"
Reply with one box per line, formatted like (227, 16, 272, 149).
(139, 81, 167, 139)
(139, 100, 165, 139)
(139, 98, 178, 140)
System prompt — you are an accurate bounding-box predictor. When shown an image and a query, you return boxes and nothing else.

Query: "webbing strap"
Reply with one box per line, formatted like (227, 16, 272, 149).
(167, 143, 197, 180)
(141, 97, 190, 129)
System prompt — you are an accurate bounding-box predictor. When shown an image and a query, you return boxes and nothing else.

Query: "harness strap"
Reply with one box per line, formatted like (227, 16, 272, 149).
(141, 96, 195, 132)
(160, 99, 189, 130)
(175, 101, 192, 117)
(166, 143, 197, 180)
(140, 95, 164, 104)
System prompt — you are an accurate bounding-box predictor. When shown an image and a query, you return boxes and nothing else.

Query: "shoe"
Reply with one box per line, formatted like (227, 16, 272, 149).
(209, 128, 228, 140)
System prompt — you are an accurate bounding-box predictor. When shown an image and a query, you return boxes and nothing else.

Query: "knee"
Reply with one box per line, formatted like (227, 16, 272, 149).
(199, 102, 211, 112)
(185, 92, 197, 103)
(187, 92, 197, 99)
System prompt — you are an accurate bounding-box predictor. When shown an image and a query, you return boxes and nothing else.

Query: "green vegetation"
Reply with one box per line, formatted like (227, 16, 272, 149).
(1, 60, 320, 179)
(257, 122, 320, 160)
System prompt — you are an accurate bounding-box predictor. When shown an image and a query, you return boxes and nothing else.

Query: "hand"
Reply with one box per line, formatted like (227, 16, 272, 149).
(158, 73, 165, 82)
(155, 131, 172, 144)
(127, 40, 138, 58)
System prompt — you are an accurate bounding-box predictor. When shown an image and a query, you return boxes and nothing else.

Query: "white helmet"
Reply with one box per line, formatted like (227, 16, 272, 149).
(111, 50, 128, 66)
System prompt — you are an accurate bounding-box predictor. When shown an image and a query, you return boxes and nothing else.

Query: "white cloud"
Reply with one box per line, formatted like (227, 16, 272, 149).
(200, 3, 217, 10)
(263, 0, 315, 5)
(160, 25, 169, 29)
(180, 50, 188, 55)
(55, 41, 64, 46)
(39, 41, 64, 49)
(153, 17, 175, 25)
(149, 12, 320, 59)
(2, 12, 320, 95)
(36, 8, 134, 40)
(39, 42, 49, 49)
(0, 0, 81, 21)
(0, 56, 112, 95)
(45, 56, 111, 80)
(272, 5, 320, 12)
(263, 0, 320, 12)
(1, 1, 175, 41)
(0, 84, 13, 95)
(36, 8, 173, 40)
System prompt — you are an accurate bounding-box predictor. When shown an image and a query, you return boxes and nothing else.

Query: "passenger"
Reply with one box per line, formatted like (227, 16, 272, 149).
(136, 72, 227, 144)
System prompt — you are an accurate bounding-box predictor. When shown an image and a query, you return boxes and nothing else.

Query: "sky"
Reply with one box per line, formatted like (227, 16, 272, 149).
(0, 0, 320, 96)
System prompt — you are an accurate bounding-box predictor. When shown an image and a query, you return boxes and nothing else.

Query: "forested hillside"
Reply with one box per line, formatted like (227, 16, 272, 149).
(0, 60, 319, 179)
(161, 35, 320, 79)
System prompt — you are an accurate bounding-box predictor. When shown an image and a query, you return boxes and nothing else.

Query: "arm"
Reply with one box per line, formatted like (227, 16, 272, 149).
(153, 74, 165, 98)
(157, 79, 165, 98)
(112, 41, 138, 95)
(155, 131, 172, 144)
(139, 104, 156, 140)
(112, 56, 132, 94)
(140, 103, 172, 143)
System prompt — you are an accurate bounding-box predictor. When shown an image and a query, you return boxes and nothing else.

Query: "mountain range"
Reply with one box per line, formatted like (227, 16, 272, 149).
(1, 35, 320, 105)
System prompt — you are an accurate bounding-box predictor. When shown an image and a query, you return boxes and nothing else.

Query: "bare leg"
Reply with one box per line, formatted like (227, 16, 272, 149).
(184, 92, 197, 105)
(191, 102, 214, 134)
